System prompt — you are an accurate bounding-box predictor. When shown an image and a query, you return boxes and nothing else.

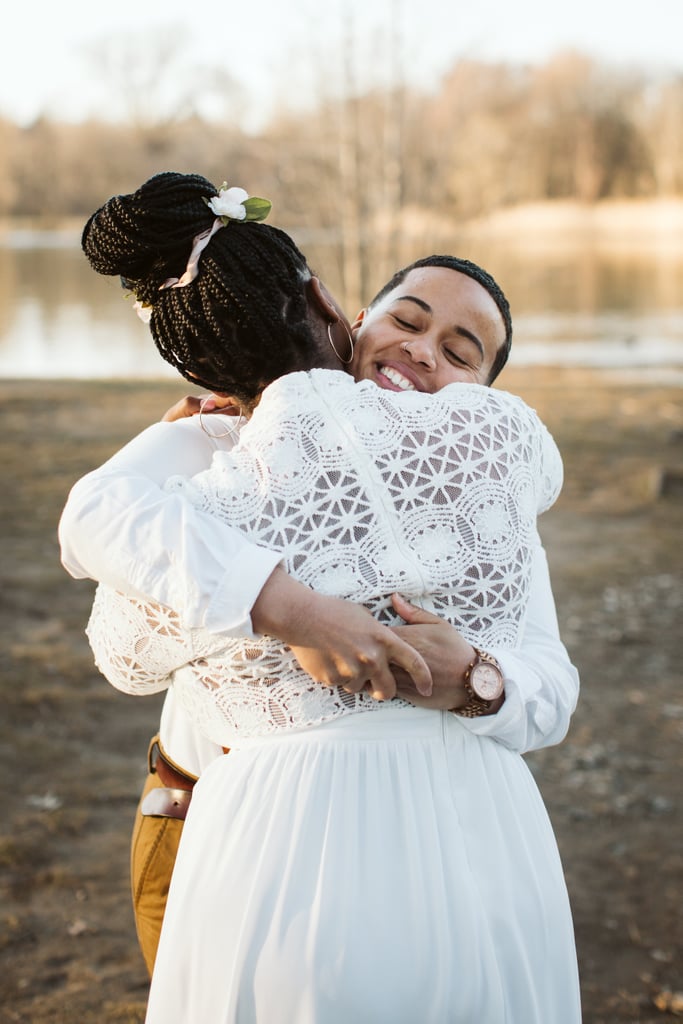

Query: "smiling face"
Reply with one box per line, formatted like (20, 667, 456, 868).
(351, 266, 507, 393)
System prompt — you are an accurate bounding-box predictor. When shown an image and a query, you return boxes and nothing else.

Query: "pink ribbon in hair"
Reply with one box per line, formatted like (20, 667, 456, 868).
(159, 217, 224, 291)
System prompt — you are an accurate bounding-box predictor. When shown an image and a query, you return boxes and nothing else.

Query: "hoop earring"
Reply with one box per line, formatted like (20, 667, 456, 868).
(198, 397, 245, 439)
(327, 320, 355, 364)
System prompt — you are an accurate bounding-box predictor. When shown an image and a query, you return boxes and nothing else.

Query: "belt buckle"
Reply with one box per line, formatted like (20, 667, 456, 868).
(141, 786, 192, 821)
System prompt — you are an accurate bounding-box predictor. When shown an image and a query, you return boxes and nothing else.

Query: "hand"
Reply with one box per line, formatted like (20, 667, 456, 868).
(251, 569, 432, 701)
(161, 394, 241, 423)
(388, 593, 477, 711)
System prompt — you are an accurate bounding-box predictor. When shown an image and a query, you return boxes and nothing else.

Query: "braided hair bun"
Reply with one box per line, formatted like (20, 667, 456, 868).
(82, 172, 320, 404)
(82, 173, 217, 304)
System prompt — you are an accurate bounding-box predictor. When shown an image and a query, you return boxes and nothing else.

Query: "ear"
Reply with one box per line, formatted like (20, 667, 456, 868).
(351, 307, 367, 334)
(308, 275, 339, 322)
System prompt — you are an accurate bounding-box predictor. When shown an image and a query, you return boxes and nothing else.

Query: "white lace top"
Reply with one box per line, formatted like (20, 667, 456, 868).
(87, 370, 563, 745)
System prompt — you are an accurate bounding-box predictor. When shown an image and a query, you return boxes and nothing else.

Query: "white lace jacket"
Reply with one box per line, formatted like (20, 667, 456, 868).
(87, 370, 563, 746)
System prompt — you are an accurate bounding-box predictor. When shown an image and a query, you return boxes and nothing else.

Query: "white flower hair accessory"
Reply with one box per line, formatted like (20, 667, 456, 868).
(205, 183, 272, 225)
(132, 298, 153, 324)
(129, 182, 272, 321)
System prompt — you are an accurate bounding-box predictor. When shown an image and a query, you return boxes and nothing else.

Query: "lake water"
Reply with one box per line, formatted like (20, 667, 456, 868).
(1, 229, 682, 381)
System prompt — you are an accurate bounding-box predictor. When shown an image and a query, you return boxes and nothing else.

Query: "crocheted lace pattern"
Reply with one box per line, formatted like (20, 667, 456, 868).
(88, 371, 562, 743)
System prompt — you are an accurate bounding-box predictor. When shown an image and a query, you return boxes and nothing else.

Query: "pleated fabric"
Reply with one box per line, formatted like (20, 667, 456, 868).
(146, 707, 580, 1024)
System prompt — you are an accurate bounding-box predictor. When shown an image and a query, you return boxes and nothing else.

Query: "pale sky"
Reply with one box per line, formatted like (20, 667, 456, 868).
(3, 0, 681, 127)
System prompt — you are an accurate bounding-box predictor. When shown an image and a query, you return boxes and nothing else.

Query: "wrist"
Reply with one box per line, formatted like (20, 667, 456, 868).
(251, 567, 314, 641)
(481, 693, 506, 716)
(451, 647, 505, 718)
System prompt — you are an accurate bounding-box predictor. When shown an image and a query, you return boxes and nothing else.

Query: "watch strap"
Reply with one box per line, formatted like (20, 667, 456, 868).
(452, 647, 502, 718)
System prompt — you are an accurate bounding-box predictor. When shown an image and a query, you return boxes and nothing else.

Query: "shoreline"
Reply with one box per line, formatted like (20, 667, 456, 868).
(462, 198, 683, 251)
(3, 198, 683, 251)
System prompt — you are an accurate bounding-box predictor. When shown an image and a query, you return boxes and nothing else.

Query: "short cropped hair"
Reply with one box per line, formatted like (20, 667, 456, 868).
(368, 255, 513, 383)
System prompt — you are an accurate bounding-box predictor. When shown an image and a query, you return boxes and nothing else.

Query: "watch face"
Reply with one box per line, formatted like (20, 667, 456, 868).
(470, 662, 504, 701)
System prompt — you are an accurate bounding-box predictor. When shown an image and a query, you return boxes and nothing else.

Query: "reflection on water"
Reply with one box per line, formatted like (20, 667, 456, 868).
(0, 237, 178, 380)
(1, 233, 682, 379)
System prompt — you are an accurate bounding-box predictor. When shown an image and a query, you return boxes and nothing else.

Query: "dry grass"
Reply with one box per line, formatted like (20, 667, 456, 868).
(0, 370, 681, 1022)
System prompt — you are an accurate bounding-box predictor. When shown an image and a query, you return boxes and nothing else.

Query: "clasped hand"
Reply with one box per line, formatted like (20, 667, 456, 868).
(289, 594, 475, 710)
(253, 569, 474, 709)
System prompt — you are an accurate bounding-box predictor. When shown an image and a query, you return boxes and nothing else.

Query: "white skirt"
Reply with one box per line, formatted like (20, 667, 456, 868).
(146, 707, 581, 1023)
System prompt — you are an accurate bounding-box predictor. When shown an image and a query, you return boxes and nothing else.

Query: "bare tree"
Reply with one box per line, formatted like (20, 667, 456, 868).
(0, 118, 20, 216)
(2, 44, 682, 228)
(635, 75, 683, 196)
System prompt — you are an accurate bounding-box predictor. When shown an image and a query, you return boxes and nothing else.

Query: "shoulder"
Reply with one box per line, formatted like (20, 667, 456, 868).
(439, 382, 536, 417)
(446, 384, 560, 446)
(252, 369, 350, 412)
(252, 370, 359, 425)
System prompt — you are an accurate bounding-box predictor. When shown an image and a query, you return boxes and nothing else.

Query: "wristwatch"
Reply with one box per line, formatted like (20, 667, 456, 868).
(454, 648, 505, 718)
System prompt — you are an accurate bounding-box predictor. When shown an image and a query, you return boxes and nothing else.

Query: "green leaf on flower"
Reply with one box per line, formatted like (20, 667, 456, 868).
(242, 197, 272, 222)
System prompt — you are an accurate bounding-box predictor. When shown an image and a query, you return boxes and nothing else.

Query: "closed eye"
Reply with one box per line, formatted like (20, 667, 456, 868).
(393, 315, 418, 331)
(444, 349, 470, 366)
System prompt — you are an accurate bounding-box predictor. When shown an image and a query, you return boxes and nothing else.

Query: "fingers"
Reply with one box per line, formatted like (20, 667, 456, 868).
(285, 592, 433, 701)
(393, 686, 431, 709)
(161, 393, 242, 423)
(338, 659, 397, 701)
(336, 636, 432, 700)
(338, 673, 366, 695)
(203, 395, 243, 414)
(367, 682, 396, 701)
(293, 646, 399, 700)
(345, 670, 397, 702)
(388, 635, 432, 697)
(161, 395, 204, 422)
(391, 593, 443, 626)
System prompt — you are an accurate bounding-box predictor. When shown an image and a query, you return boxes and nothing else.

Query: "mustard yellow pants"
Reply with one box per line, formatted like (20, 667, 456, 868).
(130, 752, 186, 975)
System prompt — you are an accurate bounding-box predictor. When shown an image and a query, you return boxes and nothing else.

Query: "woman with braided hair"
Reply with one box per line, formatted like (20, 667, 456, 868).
(82, 172, 355, 408)
(64, 172, 580, 1022)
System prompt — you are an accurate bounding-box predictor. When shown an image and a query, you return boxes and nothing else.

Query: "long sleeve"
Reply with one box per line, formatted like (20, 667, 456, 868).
(86, 584, 229, 771)
(86, 584, 216, 695)
(459, 536, 580, 754)
(58, 417, 282, 637)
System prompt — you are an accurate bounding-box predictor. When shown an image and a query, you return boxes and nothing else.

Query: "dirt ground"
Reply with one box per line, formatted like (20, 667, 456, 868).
(0, 368, 681, 1023)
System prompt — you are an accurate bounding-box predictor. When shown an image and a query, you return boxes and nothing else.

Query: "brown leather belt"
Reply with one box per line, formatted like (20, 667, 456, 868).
(148, 738, 198, 792)
(139, 739, 198, 821)
(141, 738, 230, 821)
(141, 786, 192, 820)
